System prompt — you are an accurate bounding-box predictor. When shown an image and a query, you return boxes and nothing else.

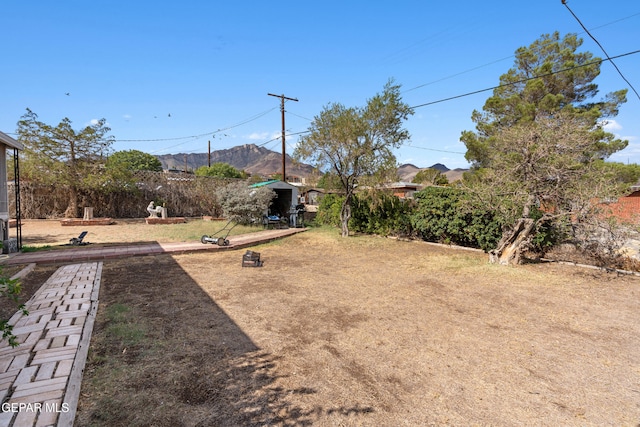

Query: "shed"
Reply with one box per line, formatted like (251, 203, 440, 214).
(0, 131, 23, 250)
(250, 180, 299, 217)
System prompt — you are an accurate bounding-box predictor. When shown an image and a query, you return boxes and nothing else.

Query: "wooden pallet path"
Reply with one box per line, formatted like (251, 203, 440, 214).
(0, 262, 101, 427)
(1, 227, 307, 266)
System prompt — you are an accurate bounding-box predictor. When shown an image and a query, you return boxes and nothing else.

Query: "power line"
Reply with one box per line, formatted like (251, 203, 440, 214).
(257, 130, 308, 148)
(409, 49, 640, 109)
(116, 106, 278, 143)
(404, 143, 465, 155)
(286, 111, 313, 121)
(561, 1, 640, 101)
(403, 56, 513, 94)
(403, 11, 640, 95)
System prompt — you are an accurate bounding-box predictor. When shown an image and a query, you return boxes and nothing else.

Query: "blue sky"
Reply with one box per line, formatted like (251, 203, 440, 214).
(2, 1, 639, 170)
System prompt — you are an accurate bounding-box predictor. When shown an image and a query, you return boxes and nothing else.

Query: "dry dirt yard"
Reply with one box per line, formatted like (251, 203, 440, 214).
(5, 221, 640, 426)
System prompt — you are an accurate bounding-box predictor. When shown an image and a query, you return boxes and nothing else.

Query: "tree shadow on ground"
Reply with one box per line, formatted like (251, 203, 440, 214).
(75, 254, 373, 427)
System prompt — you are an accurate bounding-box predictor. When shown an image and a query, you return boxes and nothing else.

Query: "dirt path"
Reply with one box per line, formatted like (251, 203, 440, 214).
(63, 229, 640, 426)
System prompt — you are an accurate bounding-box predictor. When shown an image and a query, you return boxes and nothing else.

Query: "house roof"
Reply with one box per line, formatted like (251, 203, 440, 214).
(250, 179, 298, 190)
(250, 179, 281, 188)
(0, 131, 23, 150)
(387, 182, 423, 190)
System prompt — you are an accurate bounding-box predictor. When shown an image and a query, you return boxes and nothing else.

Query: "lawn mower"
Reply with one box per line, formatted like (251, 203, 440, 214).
(200, 220, 238, 246)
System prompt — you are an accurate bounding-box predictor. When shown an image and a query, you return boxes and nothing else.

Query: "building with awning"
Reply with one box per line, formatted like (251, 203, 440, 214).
(0, 131, 23, 251)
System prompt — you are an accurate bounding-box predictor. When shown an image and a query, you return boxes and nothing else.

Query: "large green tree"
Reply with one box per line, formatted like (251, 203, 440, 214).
(195, 162, 244, 179)
(107, 149, 163, 172)
(460, 33, 628, 265)
(294, 80, 413, 236)
(461, 32, 626, 168)
(17, 109, 114, 217)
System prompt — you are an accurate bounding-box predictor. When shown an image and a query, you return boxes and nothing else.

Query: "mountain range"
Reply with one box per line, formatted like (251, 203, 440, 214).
(155, 144, 315, 178)
(155, 144, 467, 182)
(397, 163, 468, 182)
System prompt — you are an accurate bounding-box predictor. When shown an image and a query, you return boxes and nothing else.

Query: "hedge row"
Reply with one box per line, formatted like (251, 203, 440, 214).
(316, 187, 503, 252)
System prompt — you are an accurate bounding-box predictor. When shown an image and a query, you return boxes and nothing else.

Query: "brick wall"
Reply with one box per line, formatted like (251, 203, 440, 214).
(602, 191, 640, 224)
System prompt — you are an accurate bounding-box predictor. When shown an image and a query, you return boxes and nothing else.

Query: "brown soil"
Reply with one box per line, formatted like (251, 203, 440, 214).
(4, 221, 640, 425)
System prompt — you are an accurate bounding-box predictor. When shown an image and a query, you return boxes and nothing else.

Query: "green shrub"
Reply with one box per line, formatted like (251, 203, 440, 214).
(410, 186, 502, 251)
(0, 267, 27, 348)
(316, 194, 344, 227)
(528, 206, 567, 254)
(351, 191, 414, 236)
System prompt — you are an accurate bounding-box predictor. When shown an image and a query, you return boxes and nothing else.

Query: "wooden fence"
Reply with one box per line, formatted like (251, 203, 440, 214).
(9, 171, 239, 219)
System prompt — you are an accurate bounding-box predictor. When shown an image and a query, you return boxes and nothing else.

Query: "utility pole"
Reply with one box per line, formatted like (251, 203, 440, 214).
(208, 140, 211, 167)
(268, 93, 298, 182)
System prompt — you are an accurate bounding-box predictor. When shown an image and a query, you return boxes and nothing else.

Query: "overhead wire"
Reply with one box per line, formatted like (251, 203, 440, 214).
(403, 56, 513, 94)
(561, 1, 640, 101)
(409, 49, 640, 110)
(404, 143, 465, 155)
(405, 49, 640, 157)
(403, 11, 640, 95)
(117, 106, 279, 143)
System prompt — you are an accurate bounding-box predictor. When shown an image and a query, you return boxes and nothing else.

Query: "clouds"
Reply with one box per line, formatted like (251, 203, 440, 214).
(602, 119, 637, 143)
(602, 119, 640, 163)
(602, 119, 623, 132)
(247, 131, 280, 141)
(87, 118, 110, 127)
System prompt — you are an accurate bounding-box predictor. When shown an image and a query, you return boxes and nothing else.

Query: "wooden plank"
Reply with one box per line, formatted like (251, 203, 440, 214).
(57, 261, 102, 427)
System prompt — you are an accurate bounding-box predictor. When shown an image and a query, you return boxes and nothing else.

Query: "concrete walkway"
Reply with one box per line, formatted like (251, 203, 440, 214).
(0, 227, 305, 426)
(1, 227, 306, 266)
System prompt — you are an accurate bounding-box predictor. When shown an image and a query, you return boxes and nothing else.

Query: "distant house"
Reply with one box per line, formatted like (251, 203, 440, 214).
(0, 131, 23, 250)
(386, 182, 423, 199)
(301, 188, 324, 206)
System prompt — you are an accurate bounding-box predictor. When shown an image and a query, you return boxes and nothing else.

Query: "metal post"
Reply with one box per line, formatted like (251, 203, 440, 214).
(13, 148, 21, 250)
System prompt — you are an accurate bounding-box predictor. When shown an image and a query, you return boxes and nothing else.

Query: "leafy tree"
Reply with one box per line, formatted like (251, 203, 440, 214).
(215, 181, 274, 224)
(461, 32, 627, 169)
(295, 80, 413, 236)
(460, 33, 628, 265)
(412, 168, 449, 185)
(472, 115, 628, 264)
(316, 172, 343, 191)
(17, 109, 114, 217)
(604, 161, 640, 187)
(107, 149, 163, 172)
(196, 162, 244, 179)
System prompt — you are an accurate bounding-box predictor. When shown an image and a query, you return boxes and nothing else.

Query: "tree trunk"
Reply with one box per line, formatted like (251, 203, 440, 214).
(489, 218, 535, 265)
(340, 195, 352, 237)
(65, 186, 79, 218)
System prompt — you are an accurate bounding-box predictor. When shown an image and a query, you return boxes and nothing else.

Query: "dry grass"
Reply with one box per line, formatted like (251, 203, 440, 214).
(18, 218, 261, 248)
(46, 227, 640, 426)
